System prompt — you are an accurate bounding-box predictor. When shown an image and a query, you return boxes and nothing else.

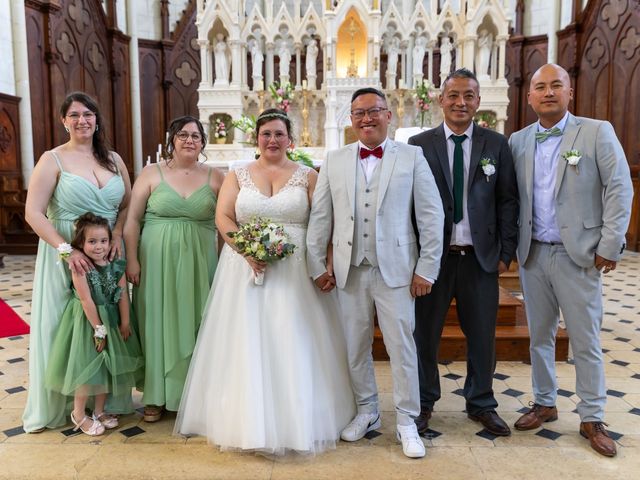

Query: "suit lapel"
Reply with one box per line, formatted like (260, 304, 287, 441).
(524, 124, 536, 202)
(344, 143, 358, 213)
(377, 139, 397, 212)
(468, 124, 485, 192)
(554, 113, 581, 197)
(434, 125, 453, 195)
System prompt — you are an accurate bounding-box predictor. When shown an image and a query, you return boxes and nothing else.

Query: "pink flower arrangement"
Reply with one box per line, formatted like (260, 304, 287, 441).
(268, 81, 294, 112)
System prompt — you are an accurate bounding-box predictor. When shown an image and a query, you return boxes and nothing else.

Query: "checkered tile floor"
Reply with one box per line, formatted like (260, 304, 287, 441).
(1, 253, 639, 479)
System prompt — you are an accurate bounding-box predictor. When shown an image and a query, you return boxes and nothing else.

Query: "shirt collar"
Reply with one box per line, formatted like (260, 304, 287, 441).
(443, 122, 474, 141)
(536, 111, 569, 133)
(358, 138, 388, 155)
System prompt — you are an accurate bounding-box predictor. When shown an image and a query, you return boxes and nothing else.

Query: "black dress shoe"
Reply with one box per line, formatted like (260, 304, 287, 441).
(415, 408, 432, 435)
(468, 410, 511, 436)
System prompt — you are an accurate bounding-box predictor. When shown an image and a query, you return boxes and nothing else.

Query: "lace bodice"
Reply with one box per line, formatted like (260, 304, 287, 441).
(235, 165, 311, 255)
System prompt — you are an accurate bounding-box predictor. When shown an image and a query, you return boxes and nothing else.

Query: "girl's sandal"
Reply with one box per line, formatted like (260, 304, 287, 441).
(71, 411, 105, 436)
(92, 411, 119, 429)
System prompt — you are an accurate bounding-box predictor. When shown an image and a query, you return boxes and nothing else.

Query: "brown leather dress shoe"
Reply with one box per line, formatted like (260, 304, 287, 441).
(468, 410, 511, 436)
(580, 422, 617, 457)
(514, 403, 558, 431)
(415, 408, 432, 435)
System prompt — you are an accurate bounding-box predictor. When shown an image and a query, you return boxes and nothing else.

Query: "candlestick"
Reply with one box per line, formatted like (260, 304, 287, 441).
(396, 89, 406, 128)
(300, 89, 312, 147)
(258, 89, 266, 114)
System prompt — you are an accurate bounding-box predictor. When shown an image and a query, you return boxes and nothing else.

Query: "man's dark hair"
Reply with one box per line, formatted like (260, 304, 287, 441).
(351, 87, 387, 104)
(441, 68, 479, 91)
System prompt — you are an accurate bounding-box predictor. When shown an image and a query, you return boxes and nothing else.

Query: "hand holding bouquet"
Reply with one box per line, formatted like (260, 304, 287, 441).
(228, 217, 296, 285)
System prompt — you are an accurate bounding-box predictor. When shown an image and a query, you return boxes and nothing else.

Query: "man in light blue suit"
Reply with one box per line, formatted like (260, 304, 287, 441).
(509, 64, 633, 457)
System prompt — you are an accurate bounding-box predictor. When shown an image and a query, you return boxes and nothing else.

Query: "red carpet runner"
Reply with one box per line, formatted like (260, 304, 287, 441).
(0, 298, 30, 338)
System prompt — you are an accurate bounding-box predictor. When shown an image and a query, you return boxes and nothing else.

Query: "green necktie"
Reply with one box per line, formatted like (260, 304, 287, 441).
(535, 126, 562, 143)
(451, 134, 466, 224)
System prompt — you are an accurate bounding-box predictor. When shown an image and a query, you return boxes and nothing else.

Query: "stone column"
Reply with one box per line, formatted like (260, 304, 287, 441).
(126, 0, 143, 176)
(497, 35, 507, 80)
(427, 41, 435, 84)
(463, 36, 475, 71)
(198, 39, 210, 86)
(10, 0, 35, 184)
(266, 42, 275, 87)
(230, 39, 241, 86)
(295, 43, 302, 88)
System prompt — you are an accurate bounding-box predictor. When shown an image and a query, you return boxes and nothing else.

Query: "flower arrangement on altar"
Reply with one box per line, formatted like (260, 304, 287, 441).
(286, 145, 314, 167)
(228, 216, 296, 285)
(214, 118, 227, 140)
(268, 81, 294, 112)
(414, 80, 437, 128)
(232, 114, 257, 144)
(474, 111, 497, 130)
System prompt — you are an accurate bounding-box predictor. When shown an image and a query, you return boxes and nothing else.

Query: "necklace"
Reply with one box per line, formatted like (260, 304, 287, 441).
(168, 161, 199, 175)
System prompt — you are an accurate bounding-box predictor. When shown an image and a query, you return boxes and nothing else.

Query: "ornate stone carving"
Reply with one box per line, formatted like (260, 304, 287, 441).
(585, 36, 606, 68)
(601, 0, 628, 30)
(176, 61, 197, 86)
(620, 27, 640, 59)
(56, 32, 75, 63)
(88, 43, 104, 72)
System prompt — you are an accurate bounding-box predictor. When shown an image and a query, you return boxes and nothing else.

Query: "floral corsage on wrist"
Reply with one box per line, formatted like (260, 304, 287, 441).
(93, 325, 107, 348)
(479, 158, 496, 182)
(561, 149, 582, 173)
(57, 242, 73, 263)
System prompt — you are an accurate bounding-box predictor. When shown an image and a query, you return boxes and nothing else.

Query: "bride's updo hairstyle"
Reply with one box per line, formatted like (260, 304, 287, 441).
(255, 108, 293, 142)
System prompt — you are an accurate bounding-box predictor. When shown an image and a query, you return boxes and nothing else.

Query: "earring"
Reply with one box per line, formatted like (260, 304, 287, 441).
(254, 148, 260, 160)
(64, 126, 70, 133)
(95, 125, 99, 132)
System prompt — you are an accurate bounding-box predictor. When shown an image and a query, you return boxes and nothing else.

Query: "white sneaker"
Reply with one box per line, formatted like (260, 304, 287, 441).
(340, 413, 382, 442)
(396, 423, 425, 458)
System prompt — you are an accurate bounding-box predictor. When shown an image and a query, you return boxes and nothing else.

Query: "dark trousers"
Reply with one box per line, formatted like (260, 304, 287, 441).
(414, 249, 499, 415)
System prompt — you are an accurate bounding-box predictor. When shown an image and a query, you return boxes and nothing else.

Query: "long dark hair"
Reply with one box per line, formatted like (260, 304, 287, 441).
(71, 212, 112, 252)
(164, 116, 208, 162)
(60, 92, 117, 174)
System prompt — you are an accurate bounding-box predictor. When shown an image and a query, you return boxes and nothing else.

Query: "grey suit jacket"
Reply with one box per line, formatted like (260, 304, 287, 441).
(306, 139, 444, 289)
(509, 113, 633, 267)
(409, 123, 519, 273)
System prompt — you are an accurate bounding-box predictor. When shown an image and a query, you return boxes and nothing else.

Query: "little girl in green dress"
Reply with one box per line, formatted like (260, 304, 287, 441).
(45, 213, 143, 436)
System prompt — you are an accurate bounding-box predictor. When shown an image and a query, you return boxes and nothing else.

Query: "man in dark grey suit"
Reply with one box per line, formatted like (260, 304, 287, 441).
(409, 68, 519, 436)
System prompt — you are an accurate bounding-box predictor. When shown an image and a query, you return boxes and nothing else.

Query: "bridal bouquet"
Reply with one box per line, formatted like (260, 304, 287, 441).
(229, 217, 296, 285)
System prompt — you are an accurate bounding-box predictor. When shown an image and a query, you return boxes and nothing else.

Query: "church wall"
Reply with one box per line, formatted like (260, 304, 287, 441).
(0, 0, 16, 95)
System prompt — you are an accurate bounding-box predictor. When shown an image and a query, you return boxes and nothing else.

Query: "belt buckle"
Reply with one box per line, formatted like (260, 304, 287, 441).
(460, 249, 466, 256)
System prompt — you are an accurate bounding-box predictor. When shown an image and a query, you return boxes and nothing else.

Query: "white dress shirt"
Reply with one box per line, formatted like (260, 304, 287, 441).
(357, 138, 387, 183)
(443, 122, 474, 246)
(532, 112, 569, 243)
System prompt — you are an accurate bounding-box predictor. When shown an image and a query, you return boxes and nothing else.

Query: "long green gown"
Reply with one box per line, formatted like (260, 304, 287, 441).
(45, 259, 144, 397)
(133, 165, 217, 411)
(22, 151, 129, 432)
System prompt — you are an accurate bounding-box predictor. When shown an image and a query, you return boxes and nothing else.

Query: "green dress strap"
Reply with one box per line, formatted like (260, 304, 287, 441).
(156, 163, 165, 181)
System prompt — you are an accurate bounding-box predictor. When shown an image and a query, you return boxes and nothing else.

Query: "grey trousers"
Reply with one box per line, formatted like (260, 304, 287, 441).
(336, 264, 420, 426)
(520, 241, 606, 422)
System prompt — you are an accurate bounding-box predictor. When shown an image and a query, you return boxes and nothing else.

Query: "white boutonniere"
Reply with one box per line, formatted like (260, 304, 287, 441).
(479, 158, 496, 182)
(561, 149, 581, 174)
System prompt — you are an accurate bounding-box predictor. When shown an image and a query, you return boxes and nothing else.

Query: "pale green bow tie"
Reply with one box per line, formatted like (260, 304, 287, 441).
(535, 126, 562, 143)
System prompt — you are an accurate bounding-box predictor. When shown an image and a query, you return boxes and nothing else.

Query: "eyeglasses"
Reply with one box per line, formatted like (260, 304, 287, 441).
(350, 107, 388, 119)
(66, 112, 96, 121)
(259, 132, 289, 141)
(175, 131, 202, 143)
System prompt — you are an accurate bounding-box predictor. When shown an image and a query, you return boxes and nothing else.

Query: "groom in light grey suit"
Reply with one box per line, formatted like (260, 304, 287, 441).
(307, 88, 444, 458)
(509, 64, 633, 457)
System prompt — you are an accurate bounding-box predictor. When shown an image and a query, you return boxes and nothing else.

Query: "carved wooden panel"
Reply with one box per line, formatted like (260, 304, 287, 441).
(166, 2, 200, 119)
(504, 35, 548, 135)
(139, 43, 166, 162)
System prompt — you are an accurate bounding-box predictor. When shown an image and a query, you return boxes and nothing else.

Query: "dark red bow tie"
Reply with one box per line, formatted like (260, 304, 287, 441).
(359, 146, 383, 159)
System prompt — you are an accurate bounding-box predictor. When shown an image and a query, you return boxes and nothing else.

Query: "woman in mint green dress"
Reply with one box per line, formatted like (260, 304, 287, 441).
(124, 116, 224, 422)
(45, 213, 143, 436)
(23, 92, 132, 432)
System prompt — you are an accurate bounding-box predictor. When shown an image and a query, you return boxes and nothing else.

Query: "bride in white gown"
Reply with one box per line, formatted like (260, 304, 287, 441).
(175, 109, 355, 455)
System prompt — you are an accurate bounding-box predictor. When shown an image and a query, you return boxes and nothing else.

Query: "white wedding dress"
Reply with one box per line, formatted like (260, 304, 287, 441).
(175, 165, 356, 455)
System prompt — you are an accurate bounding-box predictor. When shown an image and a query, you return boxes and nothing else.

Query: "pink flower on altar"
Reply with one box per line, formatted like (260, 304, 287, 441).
(277, 88, 284, 95)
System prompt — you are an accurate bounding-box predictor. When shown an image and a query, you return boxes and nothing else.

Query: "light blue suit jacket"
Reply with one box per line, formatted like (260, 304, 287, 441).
(509, 113, 633, 268)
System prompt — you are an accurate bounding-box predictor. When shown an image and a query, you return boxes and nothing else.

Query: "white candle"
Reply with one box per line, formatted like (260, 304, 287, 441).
(156, 151, 160, 163)
(302, 79, 307, 89)
(398, 79, 405, 89)
(157, 143, 162, 154)
(146, 155, 151, 166)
